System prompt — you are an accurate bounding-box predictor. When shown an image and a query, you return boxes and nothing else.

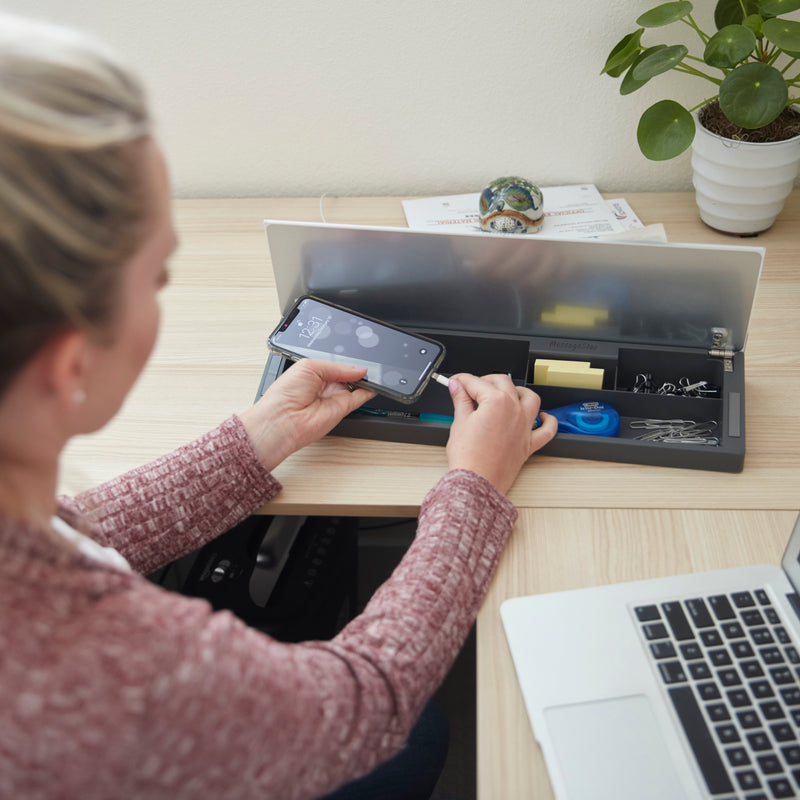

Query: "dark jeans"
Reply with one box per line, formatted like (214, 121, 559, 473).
(318, 701, 450, 800)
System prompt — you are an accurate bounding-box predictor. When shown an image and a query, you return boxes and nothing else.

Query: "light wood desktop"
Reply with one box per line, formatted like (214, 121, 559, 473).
(59, 192, 800, 799)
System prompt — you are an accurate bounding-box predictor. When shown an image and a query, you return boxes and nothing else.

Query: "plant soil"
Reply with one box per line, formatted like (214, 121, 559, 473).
(700, 100, 800, 142)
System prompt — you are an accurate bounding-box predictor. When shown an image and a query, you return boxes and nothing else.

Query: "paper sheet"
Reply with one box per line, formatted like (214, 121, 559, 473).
(402, 184, 647, 240)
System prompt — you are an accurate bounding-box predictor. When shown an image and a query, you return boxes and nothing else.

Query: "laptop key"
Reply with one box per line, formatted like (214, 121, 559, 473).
(742, 609, 765, 627)
(650, 641, 677, 659)
(716, 724, 741, 744)
(662, 601, 695, 640)
(680, 642, 703, 660)
(709, 594, 737, 620)
(742, 660, 765, 679)
(708, 703, 731, 722)
(736, 710, 761, 728)
(642, 622, 669, 640)
(667, 686, 734, 794)
(719, 668, 743, 687)
(750, 681, 775, 699)
(780, 744, 800, 763)
(635, 604, 661, 621)
(775, 627, 791, 645)
(756, 754, 783, 774)
(733, 641, 756, 658)
(755, 590, 770, 605)
(698, 682, 722, 701)
(728, 689, 752, 707)
(768, 778, 795, 798)
(780, 688, 800, 706)
(770, 723, 797, 742)
(709, 648, 733, 667)
(685, 597, 714, 628)
(752, 629, 775, 646)
(747, 731, 772, 751)
(689, 662, 712, 680)
(702, 629, 724, 647)
(722, 622, 746, 639)
(658, 661, 687, 684)
(759, 701, 785, 720)
(725, 746, 750, 766)
(735, 769, 761, 790)
(733, 591, 756, 608)
(770, 667, 795, 685)
(760, 646, 784, 664)
(765, 607, 781, 625)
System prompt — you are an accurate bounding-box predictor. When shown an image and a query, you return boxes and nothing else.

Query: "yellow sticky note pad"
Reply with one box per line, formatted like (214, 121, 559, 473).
(533, 358, 604, 389)
(533, 359, 591, 384)
(546, 367, 604, 390)
(540, 304, 609, 327)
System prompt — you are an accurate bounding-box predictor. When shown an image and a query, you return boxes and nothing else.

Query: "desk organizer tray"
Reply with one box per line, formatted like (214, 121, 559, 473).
(259, 221, 764, 473)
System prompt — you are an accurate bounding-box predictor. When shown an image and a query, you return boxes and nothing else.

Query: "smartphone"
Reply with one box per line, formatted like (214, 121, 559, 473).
(268, 295, 446, 404)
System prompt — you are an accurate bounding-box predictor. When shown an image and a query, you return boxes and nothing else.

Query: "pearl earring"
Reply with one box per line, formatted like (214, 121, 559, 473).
(73, 389, 87, 405)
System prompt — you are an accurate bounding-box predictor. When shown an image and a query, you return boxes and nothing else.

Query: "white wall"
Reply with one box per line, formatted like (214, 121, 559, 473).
(2, 1, 788, 198)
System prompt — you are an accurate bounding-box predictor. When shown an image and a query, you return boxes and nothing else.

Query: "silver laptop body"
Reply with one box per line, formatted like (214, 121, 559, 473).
(501, 513, 800, 800)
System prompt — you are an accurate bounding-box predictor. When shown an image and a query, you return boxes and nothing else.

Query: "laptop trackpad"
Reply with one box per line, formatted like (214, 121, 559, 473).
(544, 695, 688, 800)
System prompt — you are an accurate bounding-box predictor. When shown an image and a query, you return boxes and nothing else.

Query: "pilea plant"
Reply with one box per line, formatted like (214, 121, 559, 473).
(602, 0, 800, 160)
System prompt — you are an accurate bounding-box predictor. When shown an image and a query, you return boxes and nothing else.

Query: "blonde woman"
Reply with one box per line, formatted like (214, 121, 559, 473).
(0, 13, 556, 799)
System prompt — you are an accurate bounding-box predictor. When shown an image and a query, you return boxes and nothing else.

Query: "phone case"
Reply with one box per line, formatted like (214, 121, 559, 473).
(268, 295, 446, 404)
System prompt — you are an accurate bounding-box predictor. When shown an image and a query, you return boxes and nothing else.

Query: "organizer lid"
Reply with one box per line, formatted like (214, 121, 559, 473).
(265, 221, 764, 353)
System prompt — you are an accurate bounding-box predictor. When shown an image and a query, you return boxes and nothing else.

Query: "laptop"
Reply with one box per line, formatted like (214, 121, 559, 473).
(501, 512, 800, 800)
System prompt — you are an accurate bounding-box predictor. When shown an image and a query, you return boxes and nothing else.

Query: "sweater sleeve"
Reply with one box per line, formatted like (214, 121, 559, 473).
(60, 416, 282, 574)
(26, 469, 516, 800)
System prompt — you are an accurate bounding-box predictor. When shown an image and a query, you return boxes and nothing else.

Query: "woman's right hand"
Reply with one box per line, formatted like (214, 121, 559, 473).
(445, 373, 557, 495)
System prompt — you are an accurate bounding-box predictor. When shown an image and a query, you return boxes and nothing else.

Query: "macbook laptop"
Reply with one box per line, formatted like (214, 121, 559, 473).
(501, 512, 800, 800)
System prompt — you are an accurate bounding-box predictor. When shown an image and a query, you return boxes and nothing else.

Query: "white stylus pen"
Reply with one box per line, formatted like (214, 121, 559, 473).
(430, 372, 450, 387)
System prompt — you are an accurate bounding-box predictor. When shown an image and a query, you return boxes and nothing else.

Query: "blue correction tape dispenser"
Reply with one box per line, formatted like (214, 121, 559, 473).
(547, 401, 620, 437)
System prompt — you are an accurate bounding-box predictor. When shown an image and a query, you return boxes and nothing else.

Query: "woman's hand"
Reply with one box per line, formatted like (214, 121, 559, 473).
(446, 373, 557, 495)
(238, 359, 376, 472)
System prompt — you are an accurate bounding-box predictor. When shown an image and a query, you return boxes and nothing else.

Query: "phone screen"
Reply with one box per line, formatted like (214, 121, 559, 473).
(269, 296, 445, 401)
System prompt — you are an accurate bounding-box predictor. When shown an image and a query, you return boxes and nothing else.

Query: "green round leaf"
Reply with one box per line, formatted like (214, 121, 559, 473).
(758, 0, 800, 15)
(632, 44, 689, 80)
(637, 1, 693, 27)
(603, 29, 644, 77)
(715, 0, 759, 27)
(621, 46, 668, 94)
(637, 100, 695, 160)
(704, 25, 757, 67)
(719, 61, 788, 128)
(744, 14, 764, 37)
(763, 17, 800, 51)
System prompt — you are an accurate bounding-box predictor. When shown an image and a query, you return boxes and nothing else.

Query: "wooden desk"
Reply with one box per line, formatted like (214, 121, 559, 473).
(58, 193, 800, 799)
(61, 192, 800, 512)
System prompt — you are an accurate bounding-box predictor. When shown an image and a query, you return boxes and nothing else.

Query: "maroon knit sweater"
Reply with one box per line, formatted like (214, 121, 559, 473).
(0, 416, 517, 799)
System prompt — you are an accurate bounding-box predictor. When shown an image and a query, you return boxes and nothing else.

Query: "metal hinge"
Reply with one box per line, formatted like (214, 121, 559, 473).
(708, 327, 734, 372)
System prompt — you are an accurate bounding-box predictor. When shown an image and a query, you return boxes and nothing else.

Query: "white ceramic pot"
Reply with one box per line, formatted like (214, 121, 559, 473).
(691, 109, 800, 234)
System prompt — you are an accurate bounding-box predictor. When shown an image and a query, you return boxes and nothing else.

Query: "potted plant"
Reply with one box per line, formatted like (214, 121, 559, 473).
(603, 0, 800, 233)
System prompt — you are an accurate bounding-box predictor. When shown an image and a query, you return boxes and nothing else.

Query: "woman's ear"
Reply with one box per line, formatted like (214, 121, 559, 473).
(41, 329, 91, 413)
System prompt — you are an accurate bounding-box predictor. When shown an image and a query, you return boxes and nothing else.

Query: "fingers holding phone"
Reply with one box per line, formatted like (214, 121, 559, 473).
(239, 359, 376, 472)
(268, 296, 446, 404)
(445, 373, 556, 495)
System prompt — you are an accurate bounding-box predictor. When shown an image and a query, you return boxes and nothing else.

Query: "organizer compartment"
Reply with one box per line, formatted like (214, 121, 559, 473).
(259, 329, 746, 473)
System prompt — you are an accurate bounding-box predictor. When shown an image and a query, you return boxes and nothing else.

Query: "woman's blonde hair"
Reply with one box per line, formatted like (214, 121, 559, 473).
(0, 13, 152, 396)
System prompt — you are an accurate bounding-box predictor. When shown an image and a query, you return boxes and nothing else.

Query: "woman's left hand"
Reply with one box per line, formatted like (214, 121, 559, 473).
(238, 359, 376, 472)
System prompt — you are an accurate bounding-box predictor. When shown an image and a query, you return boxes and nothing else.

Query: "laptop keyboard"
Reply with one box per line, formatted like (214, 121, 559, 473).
(634, 589, 800, 799)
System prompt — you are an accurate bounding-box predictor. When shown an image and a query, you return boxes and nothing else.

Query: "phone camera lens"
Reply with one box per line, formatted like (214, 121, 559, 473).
(419, 348, 427, 354)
